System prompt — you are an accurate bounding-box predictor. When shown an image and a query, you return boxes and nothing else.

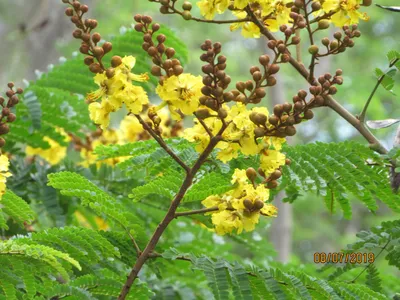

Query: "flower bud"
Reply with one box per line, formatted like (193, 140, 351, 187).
(273, 104, 284, 117)
(182, 1, 192, 10)
(303, 110, 314, 120)
(308, 45, 319, 55)
(89, 63, 102, 73)
(106, 68, 115, 79)
(218, 108, 228, 119)
(111, 56, 122, 67)
(182, 11, 192, 20)
(0, 124, 9, 135)
(7, 113, 16, 123)
(268, 115, 279, 126)
(0, 138, 5, 148)
(318, 20, 330, 30)
(246, 168, 257, 182)
(254, 127, 266, 138)
(267, 180, 278, 189)
(243, 199, 254, 210)
(253, 200, 264, 210)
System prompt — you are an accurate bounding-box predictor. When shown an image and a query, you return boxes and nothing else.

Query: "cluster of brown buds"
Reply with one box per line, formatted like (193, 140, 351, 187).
(245, 165, 289, 190)
(232, 54, 278, 106)
(0, 83, 22, 147)
(196, 40, 232, 116)
(63, 0, 115, 75)
(310, 25, 361, 57)
(133, 14, 181, 84)
(247, 68, 343, 139)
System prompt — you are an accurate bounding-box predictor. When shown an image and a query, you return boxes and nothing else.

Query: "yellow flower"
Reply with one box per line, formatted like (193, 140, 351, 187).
(230, 11, 261, 38)
(202, 169, 277, 235)
(322, 0, 369, 27)
(197, 0, 230, 20)
(86, 55, 149, 129)
(156, 74, 203, 120)
(264, 0, 293, 32)
(260, 149, 286, 176)
(234, 0, 250, 9)
(25, 128, 70, 165)
(0, 155, 12, 198)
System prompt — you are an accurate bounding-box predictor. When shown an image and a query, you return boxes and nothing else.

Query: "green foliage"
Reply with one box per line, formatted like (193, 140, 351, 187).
(0, 190, 34, 230)
(280, 141, 400, 218)
(162, 249, 388, 300)
(10, 26, 188, 149)
(47, 171, 145, 237)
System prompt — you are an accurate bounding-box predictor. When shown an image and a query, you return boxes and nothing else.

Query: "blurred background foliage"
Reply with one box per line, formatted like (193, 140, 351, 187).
(0, 0, 399, 296)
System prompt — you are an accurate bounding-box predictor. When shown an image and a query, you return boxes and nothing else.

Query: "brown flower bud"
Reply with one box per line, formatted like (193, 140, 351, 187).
(81, 33, 90, 42)
(7, 113, 16, 123)
(253, 200, 264, 210)
(259, 55, 270, 66)
(318, 20, 330, 30)
(205, 98, 218, 110)
(89, 63, 102, 73)
(92, 46, 104, 57)
(303, 109, 314, 120)
(285, 126, 296, 136)
(79, 44, 90, 54)
(269, 64, 280, 74)
(111, 56, 123, 67)
(2, 108, 10, 116)
(151, 65, 162, 76)
(311, 1, 322, 11)
(0, 138, 5, 148)
(84, 56, 94, 66)
(255, 88, 266, 98)
(182, 11, 192, 20)
(285, 158, 291, 165)
(246, 167, 257, 182)
(218, 108, 228, 119)
(273, 104, 284, 117)
(65, 7, 74, 16)
(72, 29, 82, 39)
(363, 0, 372, 6)
(195, 108, 211, 119)
(254, 127, 266, 138)
(267, 180, 278, 189)
(283, 103, 292, 113)
(173, 65, 184, 76)
(0, 124, 9, 135)
(268, 115, 279, 126)
(92, 33, 101, 43)
(165, 48, 176, 59)
(308, 45, 319, 55)
(243, 199, 254, 210)
(267, 76, 276, 86)
(258, 167, 266, 178)
(105, 68, 115, 79)
(252, 71, 262, 81)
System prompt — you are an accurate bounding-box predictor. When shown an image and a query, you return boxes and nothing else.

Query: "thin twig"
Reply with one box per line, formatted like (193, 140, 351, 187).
(349, 240, 391, 283)
(134, 114, 190, 173)
(175, 206, 219, 218)
(194, 113, 214, 138)
(359, 58, 399, 122)
(118, 123, 228, 299)
(246, 10, 388, 154)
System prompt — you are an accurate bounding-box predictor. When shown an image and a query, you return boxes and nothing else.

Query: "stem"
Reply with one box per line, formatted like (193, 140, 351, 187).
(118, 124, 227, 299)
(349, 240, 391, 283)
(359, 58, 399, 122)
(295, 29, 302, 63)
(175, 206, 219, 218)
(246, 8, 387, 153)
(134, 114, 190, 173)
(302, 0, 316, 82)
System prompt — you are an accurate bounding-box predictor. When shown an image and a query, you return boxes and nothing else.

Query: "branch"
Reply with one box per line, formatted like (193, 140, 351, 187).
(118, 123, 228, 299)
(246, 9, 388, 154)
(134, 114, 190, 173)
(175, 207, 219, 218)
(359, 58, 399, 122)
(349, 239, 391, 284)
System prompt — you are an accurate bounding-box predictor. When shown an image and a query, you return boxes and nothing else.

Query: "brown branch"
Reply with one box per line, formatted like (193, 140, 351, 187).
(134, 114, 190, 173)
(246, 8, 388, 154)
(175, 206, 219, 218)
(118, 123, 227, 299)
(302, 0, 316, 82)
(349, 239, 391, 284)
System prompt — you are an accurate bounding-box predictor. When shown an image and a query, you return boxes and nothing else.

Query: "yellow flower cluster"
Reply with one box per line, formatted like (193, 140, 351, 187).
(202, 169, 277, 235)
(0, 154, 11, 199)
(156, 74, 203, 120)
(25, 128, 70, 165)
(87, 56, 149, 130)
(80, 109, 182, 167)
(184, 103, 286, 176)
(197, 0, 369, 37)
(320, 0, 369, 27)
